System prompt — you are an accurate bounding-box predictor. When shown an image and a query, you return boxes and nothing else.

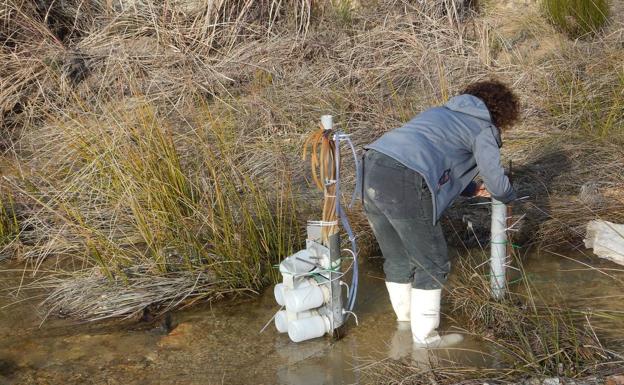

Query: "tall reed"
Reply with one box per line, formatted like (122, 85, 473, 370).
(542, 0, 610, 37)
(10, 93, 302, 318)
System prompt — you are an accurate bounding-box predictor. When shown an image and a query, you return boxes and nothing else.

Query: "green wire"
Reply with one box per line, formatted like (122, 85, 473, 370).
(490, 241, 522, 249)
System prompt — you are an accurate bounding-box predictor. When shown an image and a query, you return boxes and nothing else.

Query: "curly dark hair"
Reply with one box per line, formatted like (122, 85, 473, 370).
(461, 80, 520, 130)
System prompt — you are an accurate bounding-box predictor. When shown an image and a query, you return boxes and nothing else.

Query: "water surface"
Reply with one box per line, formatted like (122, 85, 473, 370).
(1, 250, 623, 384)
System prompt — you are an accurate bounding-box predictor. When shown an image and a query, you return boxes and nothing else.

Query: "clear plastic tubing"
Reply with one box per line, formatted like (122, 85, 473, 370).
(288, 315, 330, 343)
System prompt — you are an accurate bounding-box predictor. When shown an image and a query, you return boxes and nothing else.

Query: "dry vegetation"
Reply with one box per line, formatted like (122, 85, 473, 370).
(0, 0, 623, 325)
(1, 0, 624, 383)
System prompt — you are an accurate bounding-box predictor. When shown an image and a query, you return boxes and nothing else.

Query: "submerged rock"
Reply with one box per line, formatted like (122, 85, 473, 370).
(157, 322, 194, 350)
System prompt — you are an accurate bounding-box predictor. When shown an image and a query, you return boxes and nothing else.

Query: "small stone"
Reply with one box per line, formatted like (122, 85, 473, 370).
(606, 375, 624, 385)
(144, 352, 158, 363)
(543, 378, 560, 385)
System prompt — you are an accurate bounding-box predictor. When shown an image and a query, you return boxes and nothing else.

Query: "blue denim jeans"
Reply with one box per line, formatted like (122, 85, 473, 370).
(363, 149, 450, 289)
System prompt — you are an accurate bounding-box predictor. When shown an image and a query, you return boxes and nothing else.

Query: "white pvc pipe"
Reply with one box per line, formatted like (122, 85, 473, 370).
(490, 198, 507, 300)
(288, 315, 330, 342)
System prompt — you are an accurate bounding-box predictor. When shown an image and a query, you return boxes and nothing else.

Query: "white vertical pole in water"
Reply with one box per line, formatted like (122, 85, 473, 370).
(490, 198, 507, 300)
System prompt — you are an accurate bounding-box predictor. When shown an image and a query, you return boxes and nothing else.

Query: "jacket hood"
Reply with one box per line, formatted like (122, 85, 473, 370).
(445, 94, 502, 148)
(444, 94, 492, 122)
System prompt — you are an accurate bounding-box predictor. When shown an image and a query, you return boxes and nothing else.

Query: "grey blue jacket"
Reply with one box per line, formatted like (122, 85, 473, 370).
(365, 94, 516, 224)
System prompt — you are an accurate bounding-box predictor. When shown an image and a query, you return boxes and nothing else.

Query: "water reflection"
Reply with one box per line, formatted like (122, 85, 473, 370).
(1, 251, 623, 384)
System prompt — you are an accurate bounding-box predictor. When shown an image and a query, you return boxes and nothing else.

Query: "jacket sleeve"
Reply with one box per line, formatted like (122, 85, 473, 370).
(472, 128, 516, 203)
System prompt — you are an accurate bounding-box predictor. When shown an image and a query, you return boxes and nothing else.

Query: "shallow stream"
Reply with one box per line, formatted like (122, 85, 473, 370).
(1, 250, 623, 385)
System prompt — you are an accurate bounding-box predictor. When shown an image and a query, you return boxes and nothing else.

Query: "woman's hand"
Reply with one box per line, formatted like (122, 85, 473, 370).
(474, 182, 491, 198)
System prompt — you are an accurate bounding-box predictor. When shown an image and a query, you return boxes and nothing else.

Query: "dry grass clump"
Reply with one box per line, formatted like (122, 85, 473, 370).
(0, 0, 315, 146)
(0, 0, 478, 318)
(541, 41, 624, 144)
(508, 34, 624, 246)
(506, 136, 624, 249)
(447, 251, 615, 377)
(38, 267, 222, 321)
(483, 9, 624, 249)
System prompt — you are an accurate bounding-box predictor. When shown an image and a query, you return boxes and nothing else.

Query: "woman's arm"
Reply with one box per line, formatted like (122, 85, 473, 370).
(472, 128, 516, 203)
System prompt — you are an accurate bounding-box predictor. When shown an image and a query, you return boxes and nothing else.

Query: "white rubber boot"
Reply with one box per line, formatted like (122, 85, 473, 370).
(385, 282, 411, 322)
(410, 288, 464, 348)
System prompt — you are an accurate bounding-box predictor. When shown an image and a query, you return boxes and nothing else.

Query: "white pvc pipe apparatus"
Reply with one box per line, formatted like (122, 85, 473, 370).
(271, 115, 346, 343)
(490, 198, 508, 300)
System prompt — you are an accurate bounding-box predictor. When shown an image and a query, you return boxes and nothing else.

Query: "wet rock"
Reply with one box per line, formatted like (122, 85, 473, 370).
(160, 313, 174, 334)
(157, 322, 194, 350)
(139, 306, 158, 323)
(139, 308, 175, 335)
